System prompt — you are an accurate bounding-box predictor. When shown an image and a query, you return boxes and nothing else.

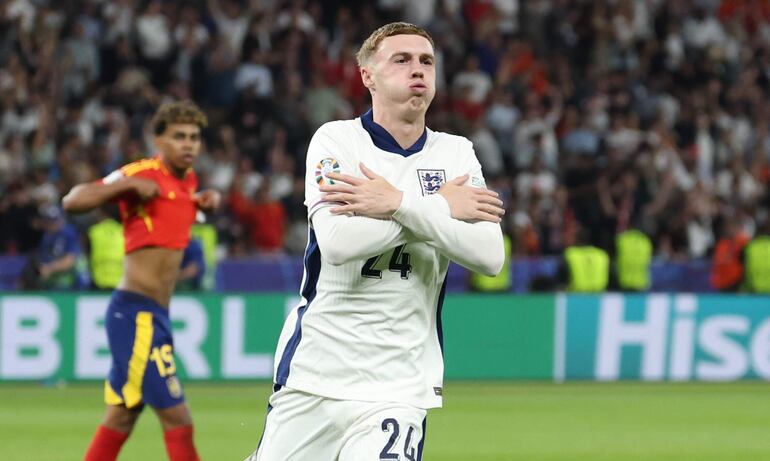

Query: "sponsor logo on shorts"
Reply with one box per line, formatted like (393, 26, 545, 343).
(167, 376, 183, 399)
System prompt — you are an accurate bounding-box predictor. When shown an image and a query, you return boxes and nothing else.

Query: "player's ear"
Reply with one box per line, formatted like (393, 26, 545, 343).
(360, 66, 375, 91)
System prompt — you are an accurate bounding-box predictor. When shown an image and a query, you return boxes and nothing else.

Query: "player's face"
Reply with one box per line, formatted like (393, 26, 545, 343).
(366, 34, 436, 114)
(156, 123, 202, 174)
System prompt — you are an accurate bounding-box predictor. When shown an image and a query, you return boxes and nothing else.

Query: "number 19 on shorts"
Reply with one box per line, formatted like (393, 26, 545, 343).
(149, 344, 177, 377)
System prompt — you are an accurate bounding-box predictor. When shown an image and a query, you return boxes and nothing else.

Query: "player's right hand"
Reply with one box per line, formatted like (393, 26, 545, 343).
(128, 177, 160, 201)
(438, 175, 505, 223)
(321, 163, 404, 219)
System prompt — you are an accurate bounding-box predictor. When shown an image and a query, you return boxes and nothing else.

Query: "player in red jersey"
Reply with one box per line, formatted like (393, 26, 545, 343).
(63, 101, 220, 461)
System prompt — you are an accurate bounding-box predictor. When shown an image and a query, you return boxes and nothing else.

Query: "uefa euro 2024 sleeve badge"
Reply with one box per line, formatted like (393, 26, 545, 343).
(315, 157, 340, 185)
(417, 169, 446, 195)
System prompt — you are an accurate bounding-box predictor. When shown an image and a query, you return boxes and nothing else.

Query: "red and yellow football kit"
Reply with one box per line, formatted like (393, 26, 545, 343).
(102, 156, 198, 253)
(99, 156, 198, 410)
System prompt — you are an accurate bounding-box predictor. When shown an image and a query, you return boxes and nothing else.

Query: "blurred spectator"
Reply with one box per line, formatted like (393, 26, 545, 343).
(561, 105, 600, 157)
(22, 204, 83, 290)
(87, 208, 124, 290)
(207, 0, 260, 58)
(266, 128, 296, 200)
(516, 156, 556, 210)
(561, 227, 610, 292)
(683, 6, 726, 50)
(511, 94, 560, 171)
(715, 154, 762, 206)
(453, 55, 492, 104)
(235, 49, 274, 98)
(614, 227, 653, 291)
(304, 71, 352, 130)
(241, 10, 273, 59)
(485, 88, 519, 161)
(743, 218, 770, 293)
(203, 34, 239, 108)
(102, 0, 134, 45)
(5, 0, 36, 33)
(282, 176, 309, 255)
(135, 0, 174, 89)
(28, 166, 58, 205)
(710, 217, 750, 292)
(229, 177, 287, 253)
(0, 135, 26, 184)
(469, 115, 504, 177)
(177, 238, 206, 291)
(0, 181, 41, 254)
(174, 3, 210, 83)
(274, 0, 316, 35)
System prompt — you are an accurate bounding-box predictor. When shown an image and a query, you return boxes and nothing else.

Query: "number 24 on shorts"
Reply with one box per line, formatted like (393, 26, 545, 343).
(380, 418, 419, 461)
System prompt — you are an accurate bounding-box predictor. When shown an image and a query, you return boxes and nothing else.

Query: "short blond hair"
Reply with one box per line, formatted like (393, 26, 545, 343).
(151, 100, 208, 135)
(356, 22, 435, 67)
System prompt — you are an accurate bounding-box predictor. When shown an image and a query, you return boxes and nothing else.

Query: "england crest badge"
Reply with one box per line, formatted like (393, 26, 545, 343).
(417, 169, 446, 195)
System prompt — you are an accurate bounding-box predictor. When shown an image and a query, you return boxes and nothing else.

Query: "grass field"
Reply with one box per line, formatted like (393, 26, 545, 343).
(0, 381, 768, 460)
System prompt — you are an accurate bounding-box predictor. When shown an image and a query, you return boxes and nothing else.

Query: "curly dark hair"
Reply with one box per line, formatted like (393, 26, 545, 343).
(150, 100, 208, 136)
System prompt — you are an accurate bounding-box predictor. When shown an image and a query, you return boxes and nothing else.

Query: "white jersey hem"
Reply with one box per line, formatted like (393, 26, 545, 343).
(283, 377, 443, 410)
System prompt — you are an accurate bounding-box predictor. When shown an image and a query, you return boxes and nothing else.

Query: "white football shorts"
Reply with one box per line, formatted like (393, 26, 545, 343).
(244, 386, 427, 461)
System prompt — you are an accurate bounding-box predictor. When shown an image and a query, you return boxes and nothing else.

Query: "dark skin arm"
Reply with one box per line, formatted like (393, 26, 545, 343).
(62, 177, 159, 213)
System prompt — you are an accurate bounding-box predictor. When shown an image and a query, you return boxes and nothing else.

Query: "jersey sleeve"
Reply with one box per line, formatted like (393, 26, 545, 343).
(311, 207, 413, 265)
(101, 169, 125, 184)
(304, 123, 358, 219)
(100, 161, 160, 205)
(465, 145, 489, 191)
(392, 138, 505, 275)
(304, 122, 413, 265)
(98, 167, 136, 204)
(103, 159, 160, 183)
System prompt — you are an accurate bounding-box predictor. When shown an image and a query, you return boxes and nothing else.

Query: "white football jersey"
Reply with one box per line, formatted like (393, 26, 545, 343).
(272, 111, 495, 409)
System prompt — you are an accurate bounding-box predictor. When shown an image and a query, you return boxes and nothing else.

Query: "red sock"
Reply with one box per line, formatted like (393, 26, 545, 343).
(84, 425, 129, 461)
(164, 425, 200, 461)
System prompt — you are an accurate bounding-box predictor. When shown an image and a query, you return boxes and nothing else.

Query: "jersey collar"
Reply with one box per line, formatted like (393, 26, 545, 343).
(155, 155, 171, 176)
(360, 109, 427, 157)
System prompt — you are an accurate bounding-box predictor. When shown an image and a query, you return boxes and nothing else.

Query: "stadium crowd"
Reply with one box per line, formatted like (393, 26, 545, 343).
(1, 0, 769, 276)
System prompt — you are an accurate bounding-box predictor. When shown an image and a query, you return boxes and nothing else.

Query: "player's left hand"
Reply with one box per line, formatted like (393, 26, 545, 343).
(321, 163, 403, 219)
(438, 175, 505, 223)
(194, 189, 222, 211)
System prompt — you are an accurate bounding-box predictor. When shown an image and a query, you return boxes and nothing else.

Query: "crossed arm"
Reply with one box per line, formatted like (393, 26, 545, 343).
(314, 163, 506, 276)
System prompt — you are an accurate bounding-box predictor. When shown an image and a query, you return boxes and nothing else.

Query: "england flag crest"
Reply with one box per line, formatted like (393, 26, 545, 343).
(417, 169, 446, 195)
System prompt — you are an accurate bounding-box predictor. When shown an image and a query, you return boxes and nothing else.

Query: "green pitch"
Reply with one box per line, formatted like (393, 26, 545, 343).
(0, 381, 768, 460)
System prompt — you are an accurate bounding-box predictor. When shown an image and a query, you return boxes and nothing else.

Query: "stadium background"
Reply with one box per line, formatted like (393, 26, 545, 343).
(2, 0, 770, 460)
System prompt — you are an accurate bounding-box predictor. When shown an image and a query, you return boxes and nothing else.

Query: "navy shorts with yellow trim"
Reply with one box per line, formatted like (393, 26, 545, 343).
(104, 290, 184, 409)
